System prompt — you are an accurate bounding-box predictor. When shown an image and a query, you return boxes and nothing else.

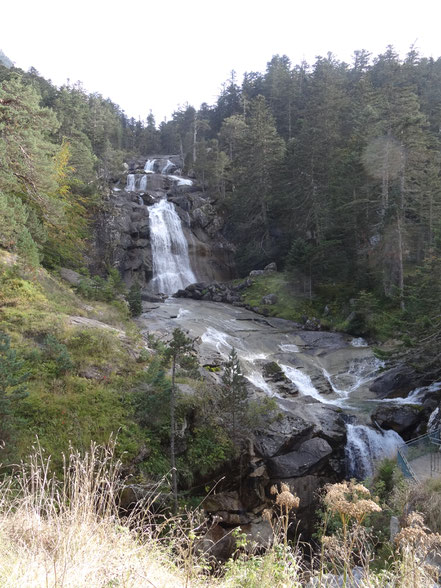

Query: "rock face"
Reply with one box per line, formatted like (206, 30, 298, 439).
(370, 364, 422, 398)
(267, 438, 333, 478)
(90, 155, 234, 291)
(371, 405, 426, 437)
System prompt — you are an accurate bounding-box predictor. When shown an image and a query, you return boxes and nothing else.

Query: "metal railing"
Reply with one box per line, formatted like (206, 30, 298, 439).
(397, 428, 441, 482)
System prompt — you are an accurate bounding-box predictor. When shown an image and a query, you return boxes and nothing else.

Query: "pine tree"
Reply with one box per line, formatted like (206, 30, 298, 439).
(0, 332, 29, 442)
(219, 348, 249, 446)
(164, 329, 194, 512)
(127, 282, 142, 317)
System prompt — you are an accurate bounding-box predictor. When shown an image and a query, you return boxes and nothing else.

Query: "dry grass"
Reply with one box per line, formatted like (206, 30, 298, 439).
(0, 440, 194, 588)
(0, 442, 440, 587)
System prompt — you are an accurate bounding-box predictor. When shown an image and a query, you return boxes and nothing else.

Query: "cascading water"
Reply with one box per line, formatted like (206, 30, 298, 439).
(126, 174, 136, 191)
(144, 159, 156, 173)
(139, 175, 148, 192)
(161, 159, 174, 174)
(148, 198, 196, 295)
(345, 423, 404, 479)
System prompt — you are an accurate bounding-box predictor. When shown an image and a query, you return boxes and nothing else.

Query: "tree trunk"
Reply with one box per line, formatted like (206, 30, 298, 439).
(170, 357, 178, 513)
(397, 156, 406, 311)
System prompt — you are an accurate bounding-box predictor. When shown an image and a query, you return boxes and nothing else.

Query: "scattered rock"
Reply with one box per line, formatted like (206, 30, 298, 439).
(78, 367, 103, 380)
(264, 262, 277, 273)
(261, 293, 278, 305)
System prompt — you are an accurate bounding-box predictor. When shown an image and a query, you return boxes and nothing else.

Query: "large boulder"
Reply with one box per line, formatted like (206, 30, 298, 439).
(371, 405, 424, 436)
(370, 365, 421, 398)
(267, 437, 333, 478)
(254, 414, 314, 458)
(59, 267, 82, 286)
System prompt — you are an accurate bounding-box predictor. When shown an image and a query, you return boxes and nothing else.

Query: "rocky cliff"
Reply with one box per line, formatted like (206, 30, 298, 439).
(90, 155, 234, 294)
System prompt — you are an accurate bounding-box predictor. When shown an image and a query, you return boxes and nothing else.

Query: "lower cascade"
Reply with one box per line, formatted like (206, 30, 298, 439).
(148, 198, 196, 295)
(345, 423, 404, 479)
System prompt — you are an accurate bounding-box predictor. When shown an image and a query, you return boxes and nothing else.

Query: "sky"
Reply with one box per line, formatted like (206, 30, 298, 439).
(2, 0, 441, 123)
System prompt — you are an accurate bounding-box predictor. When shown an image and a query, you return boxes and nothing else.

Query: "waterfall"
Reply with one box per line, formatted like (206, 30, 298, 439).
(162, 159, 174, 174)
(345, 424, 404, 479)
(139, 175, 148, 192)
(144, 159, 156, 173)
(148, 198, 196, 295)
(280, 364, 326, 402)
(168, 174, 193, 187)
(126, 174, 136, 191)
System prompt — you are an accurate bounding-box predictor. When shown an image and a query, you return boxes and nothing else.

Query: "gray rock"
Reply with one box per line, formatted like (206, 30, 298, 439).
(78, 367, 102, 380)
(267, 437, 333, 478)
(264, 262, 277, 273)
(254, 414, 314, 458)
(196, 520, 273, 562)
(249, 270, 264, 277)
(59, 267, 82, 286)
(370, 365, 421, 398)
(261, 293, 278, 305)
(371, 404, 423, 435)
(202, 491, 243, 514)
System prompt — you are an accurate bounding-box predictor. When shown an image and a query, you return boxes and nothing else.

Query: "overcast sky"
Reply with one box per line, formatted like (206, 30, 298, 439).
(2, 0, 440, 123)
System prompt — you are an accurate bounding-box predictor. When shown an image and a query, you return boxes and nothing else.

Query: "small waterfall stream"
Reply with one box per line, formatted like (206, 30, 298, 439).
(149, 198, 196, 295)
(345, 424, 404, 479)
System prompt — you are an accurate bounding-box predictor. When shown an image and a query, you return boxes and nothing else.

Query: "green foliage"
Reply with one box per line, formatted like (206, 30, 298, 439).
(76, 268, 126, 302)
(0, 331, 29, 443)
(43, 334, 74, 377)
(127, 282, 142, 317)
(219, 348, 249, 445)
(185, 425, 232, 477)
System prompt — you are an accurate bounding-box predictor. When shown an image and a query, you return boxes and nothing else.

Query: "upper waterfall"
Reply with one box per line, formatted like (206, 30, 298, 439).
(148, 198, 196, 295)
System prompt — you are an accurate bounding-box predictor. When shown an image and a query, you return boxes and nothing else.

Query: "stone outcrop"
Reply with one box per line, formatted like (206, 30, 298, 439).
(90, 155, 235, 291)
(370, 364, 422, 398)
(266, 437, 333, 478)
(371, 404, 427, 438)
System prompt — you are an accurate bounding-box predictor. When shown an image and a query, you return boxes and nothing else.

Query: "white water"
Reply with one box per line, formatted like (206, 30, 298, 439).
(144, 159, 156, 173)
(148, 198, 197, 294)
(351, 337, 368, 347)
(279, 343, 300, 353)
(168, 174, 193, 186)
(246, 371, 277, 397)
(345, 424, 404, 479)
(323, 357, 384, 401)
(280, 364, 326, 402)
(201, 326, 237, 356)
(370, 381, 441, 406)
(126, 174, 136, 191)
(139, 175, 148, 192)
(162, 159, 174, 174)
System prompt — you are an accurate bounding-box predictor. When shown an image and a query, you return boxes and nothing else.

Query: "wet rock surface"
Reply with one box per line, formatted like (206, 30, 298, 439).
(90, 155, 234, 289)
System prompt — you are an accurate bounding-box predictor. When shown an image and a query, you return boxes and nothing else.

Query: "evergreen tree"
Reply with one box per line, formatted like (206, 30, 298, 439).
(0, 332, 29, 443)
(219, 348, 249, 446)
(164, 329, 194, 512)
(127, 282, 142, 317)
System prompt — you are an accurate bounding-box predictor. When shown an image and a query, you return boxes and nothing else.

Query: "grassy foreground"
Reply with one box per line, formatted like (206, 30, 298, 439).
(0, 442, 440, 587)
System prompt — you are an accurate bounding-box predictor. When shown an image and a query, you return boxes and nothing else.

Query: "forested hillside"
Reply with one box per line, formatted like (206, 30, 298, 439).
(3, 47, 440, 375)
(3, 47, 441, 586)
(1, 46, 441, 376)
